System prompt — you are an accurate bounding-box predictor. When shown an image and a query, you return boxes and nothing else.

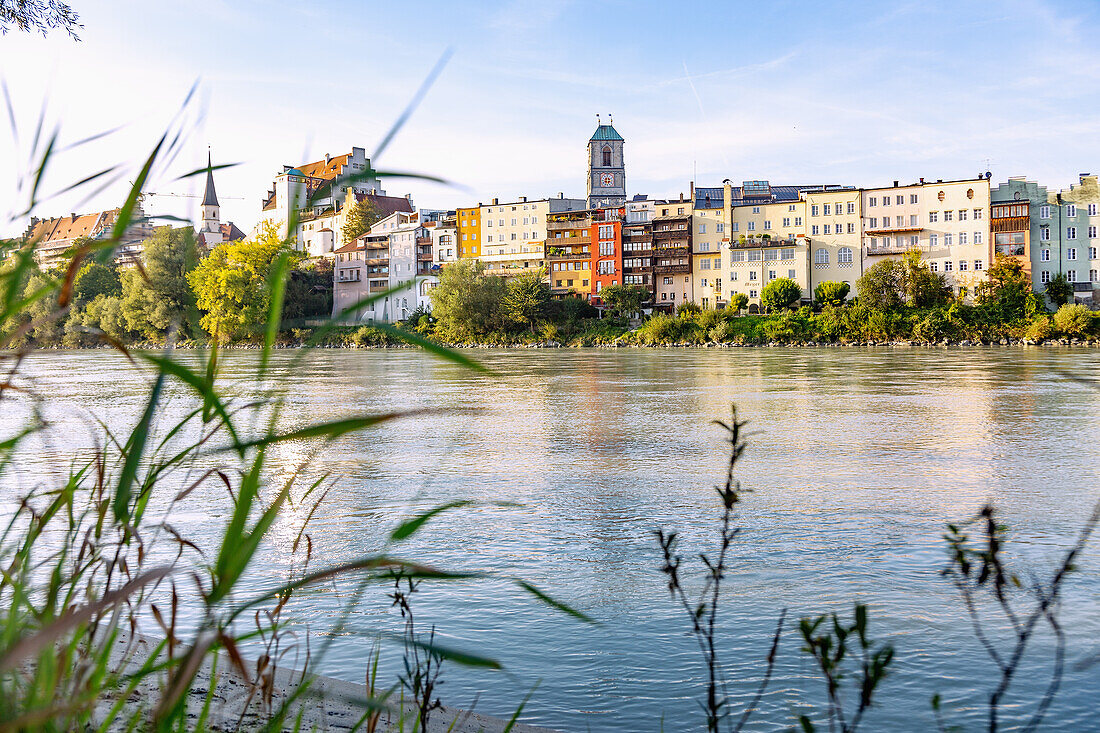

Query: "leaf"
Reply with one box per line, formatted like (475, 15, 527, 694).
(261, 250, 291, 378)
(228, 410, 430, 451)
(515, 581, 595, 624)
(390, 501, 473, 542)
(113, 370, 166, 521)
(372, 322, 490, 373)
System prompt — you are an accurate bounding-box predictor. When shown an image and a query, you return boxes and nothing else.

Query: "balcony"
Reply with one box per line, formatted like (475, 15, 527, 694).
(547, 218, 591, 232)
(417, 251, 433, 261)
(865, 245, 914, 256)
(547, 248, 590, 261)
(655, 244, 691, 256)
(729, 236, 798, 250)
(366, 257, 388, 266)
(655, 263, 691, 274)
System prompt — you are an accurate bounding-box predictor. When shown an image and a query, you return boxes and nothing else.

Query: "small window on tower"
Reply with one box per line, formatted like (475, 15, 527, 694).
(602, 146, 612, 166)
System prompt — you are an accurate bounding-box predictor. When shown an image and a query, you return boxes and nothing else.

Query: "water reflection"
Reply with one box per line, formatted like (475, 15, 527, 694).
(5, 347, 1100, 732)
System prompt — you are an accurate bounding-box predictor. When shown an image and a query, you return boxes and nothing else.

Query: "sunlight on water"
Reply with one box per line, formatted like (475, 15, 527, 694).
(6, 347, 1100, 731)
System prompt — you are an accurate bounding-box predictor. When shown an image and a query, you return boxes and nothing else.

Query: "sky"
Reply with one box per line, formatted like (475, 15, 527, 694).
(2, 0, 1100, 237)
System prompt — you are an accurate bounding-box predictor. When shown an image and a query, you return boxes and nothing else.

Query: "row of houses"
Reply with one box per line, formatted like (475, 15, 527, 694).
(22, 120, 1100, 323)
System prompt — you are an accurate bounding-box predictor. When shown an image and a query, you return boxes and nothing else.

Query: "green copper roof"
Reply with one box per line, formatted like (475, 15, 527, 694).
(590, 124, 623, 142)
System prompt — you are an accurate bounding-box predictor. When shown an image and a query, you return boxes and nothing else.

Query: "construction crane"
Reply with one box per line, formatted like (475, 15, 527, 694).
(145, 191, 245, 200)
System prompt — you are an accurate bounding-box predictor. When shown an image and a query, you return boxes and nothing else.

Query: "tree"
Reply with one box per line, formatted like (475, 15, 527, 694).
(761, 278, 802, 311)
(1053, 303, 1093, 337)
(1, 0, 81, 39)
(283, 257, 333, 320)
(676, 301, 702, 317)
(188, 222, 292, 342)
(727, 292, 748, 314)
(121, 226, 202, 339)
(600, 284, 649, 317)
(428, 259, 506, 338)
(857, 259, 904, 309)
(341, 196, 380, 244)
(900, 250, 951, 307)
(975, 255, 1033, 321)
(72, 259, 121, 305)
(814, 281, 850, 307)
(503, 270, 550, 334)
(1045, 273, 1073, 307)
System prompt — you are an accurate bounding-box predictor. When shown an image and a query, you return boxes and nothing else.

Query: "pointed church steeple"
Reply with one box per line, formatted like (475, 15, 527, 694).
(199, 147, 223, 245)
(202, 150, 219, 207)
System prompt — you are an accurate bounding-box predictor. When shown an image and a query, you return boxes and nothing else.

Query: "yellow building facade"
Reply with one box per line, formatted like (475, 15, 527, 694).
(456, 206, 480, 259)
(803, 188, 862, 299)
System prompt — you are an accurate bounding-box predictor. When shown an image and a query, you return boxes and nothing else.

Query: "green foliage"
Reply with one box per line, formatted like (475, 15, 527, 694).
(188, 222, 293, 342)
(72, 259, 120, 305)
(1053, 303, 1093, 337)
(635, 313, 703, 344)
(760, 278, 802, 311)
(283, 257, 333, 321)
(120, 226, 201, 339)
(429, 259, 506, 339)
(340, 195, 381, 244)
(546, 295, 597, 325)
(728, 292, 748, 313)
(1045, 273, 1073, 306)
(1025, 316, 1054, 341)
(503, 270, 551, 333)
(814, 280, 850, 307)
(975, 255, 1033, 321)
(676, 300, 701, 317)
(600, 283, 650, 317)
(857, 259, 903, 309)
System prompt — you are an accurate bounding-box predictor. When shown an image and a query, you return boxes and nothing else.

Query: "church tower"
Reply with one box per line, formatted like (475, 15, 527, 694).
(199, 149, 223, 245)
(587, 115, 626, 209)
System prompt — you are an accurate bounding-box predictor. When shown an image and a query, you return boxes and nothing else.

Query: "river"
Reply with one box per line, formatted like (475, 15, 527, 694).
(6, 347, 1100, 731)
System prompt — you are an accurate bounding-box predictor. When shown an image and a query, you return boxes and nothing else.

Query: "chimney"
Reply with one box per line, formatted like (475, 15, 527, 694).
(893, 180, 899, 187)
(71, 213, 77, 219)
(492, 197, 499, 205)
(520, 196, 527, 203)
(937, 179, 943, 183)
(920, 177, 925, 184)
(325, 153, 331, 164)
(559, 192, 564, 198)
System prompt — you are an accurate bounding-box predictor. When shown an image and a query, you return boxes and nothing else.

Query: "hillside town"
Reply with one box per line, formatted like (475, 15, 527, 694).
(23, 119, 1100, 323)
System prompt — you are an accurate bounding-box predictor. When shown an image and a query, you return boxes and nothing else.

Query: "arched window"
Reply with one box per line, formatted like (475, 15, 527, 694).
(602, 146, 612, 166)
(815, 248, 829, 265)
(838, 247, 853, 264)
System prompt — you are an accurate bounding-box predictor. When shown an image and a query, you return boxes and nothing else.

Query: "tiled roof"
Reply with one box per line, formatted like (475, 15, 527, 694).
(26, 209, 119, 243)
(334, 240, 363, 255)
(354, 192, 414, 218)
(297, 154, 352, 181)
(590, 124, 623, 142)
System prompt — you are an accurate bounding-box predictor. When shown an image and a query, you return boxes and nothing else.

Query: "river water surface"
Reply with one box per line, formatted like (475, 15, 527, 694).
(7, 347, 1100, 731)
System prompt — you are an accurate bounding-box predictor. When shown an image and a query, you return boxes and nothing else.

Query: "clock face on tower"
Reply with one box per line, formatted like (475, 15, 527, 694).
(600, 172, 615, 188)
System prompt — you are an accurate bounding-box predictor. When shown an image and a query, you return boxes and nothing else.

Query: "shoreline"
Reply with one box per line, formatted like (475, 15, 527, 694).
(12, 338, 1100, 351)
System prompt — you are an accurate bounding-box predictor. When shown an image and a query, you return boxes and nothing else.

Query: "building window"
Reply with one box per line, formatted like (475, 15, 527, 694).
(847, 222, 855, 234)
(910, 194, 918, 204)
(602, 146, 612, 166)
(732, 251, 745, 262)
(974, 208, 983, 220)
(748, 222, 756, 231)
(769, 270, 777, 280)
(848, 202, 857, 214)
(929, 211, 938, 223)
(1092, 269, 1099, 282)
(869, 197, 877, 207)
(701, 258, 711, 270)
(783, 217, 791, 227)
(823, 203, 831, 215)
(1068, 227, 1078, 240)
(749, 271, 757, 280)
(1041, 270, 1051, 283)
(868, 217, 878, 228)
(698, 223, 706, 234)
(815, 249, 829, 264)
(716, 223, 724, 232)
(795, 217, 803, 226)
(781, 248, 794, 260)
(1090, 226, 1098, 239)
(959, 209, 968, 221)
(959, 260, 968, 271)
(930, 261, 939, 272)
(752, 206, 760, 214)
(764, 220, 772, 230)
(1091, 247, 1098, 259)
(713, 257, 721, 268)
(823, 225, 831, 235)
(1068, 270, 1077, 282)
(1068, 247, 1077, 261)
(974, 232, 983, 244)
(811, 205, 820, 216)
(959, 232, 968, 245)
(1040, 227, 1050, 241)
(811, 225, 820, 235)
(838, 247, 853, 264)
(944, 260, 953, 272)
(944, 233, 953, 246)
(975, 260, 983, 271)
(1041, 249, 1050, 262)
(944, 211, 954, 222)
(749, 290, 758, 298)
(1067, 205, 1077, 218)
(1040, 205, 1051, 219)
